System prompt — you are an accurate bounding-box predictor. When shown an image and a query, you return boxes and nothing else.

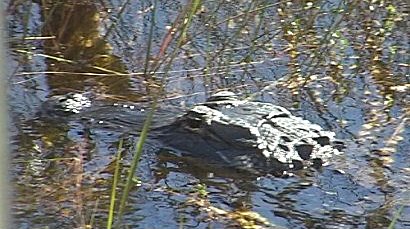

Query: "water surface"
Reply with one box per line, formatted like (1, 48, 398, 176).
(8, 0, 409, 228)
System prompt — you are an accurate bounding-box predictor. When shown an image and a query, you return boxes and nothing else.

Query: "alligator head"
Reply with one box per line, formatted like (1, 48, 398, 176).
(160, 91, 344, 174)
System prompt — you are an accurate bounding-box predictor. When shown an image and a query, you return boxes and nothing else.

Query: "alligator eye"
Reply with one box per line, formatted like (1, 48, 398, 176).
(295, 144, 313, 160)
(313, 136, 330, 146)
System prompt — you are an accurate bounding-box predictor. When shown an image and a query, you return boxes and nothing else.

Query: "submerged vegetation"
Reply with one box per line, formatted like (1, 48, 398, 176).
(8, 0, 409, 228)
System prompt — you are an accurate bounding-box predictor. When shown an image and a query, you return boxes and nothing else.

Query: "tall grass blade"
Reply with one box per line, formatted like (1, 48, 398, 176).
(115, 100, 158, 227)
(160, 0, 202, 76)
(107, 139, 124, 229)
(178, 0, 201, 46)
(388, 205, 404, 229)
(114, 0, 159, 227)
(143, 0, 157, 77)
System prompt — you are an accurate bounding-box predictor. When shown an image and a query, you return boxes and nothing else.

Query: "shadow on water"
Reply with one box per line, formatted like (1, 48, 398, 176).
(7, 0, 409, 228)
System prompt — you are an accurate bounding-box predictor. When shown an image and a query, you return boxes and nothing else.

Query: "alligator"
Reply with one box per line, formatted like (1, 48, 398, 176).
(42, 91, 344, 174)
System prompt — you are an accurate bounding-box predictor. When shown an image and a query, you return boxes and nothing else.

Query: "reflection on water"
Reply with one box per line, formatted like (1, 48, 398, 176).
(8, 0, 409, 228)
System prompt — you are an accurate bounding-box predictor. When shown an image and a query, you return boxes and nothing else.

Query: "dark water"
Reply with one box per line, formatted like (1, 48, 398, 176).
(8, 0, 409, 228)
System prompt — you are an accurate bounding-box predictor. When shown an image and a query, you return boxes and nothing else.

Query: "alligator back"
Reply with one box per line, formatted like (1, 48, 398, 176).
(160, 91, 343, 173)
